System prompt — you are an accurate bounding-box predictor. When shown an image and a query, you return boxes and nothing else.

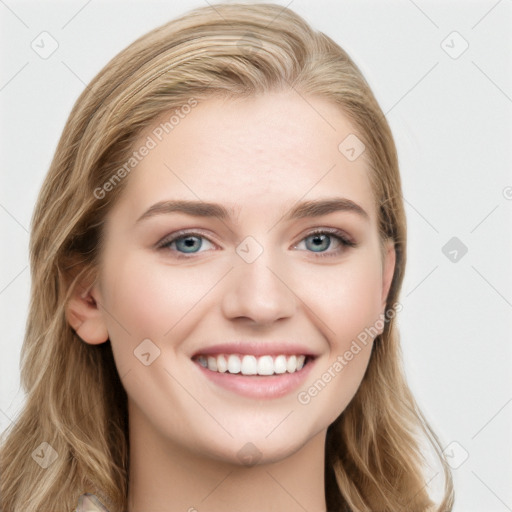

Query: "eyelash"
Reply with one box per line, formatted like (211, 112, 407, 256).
(156, 228, 356, 260)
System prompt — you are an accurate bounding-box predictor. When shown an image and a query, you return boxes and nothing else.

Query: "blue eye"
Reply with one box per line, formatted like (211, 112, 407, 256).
(306, 233, 332, 252)
(158, 232, 214, 255)
(294, 229, 356, 258)
(157, 228, 355, 259)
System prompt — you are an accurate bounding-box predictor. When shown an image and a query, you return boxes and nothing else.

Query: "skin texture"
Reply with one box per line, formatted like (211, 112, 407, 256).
(67, 90, 395, 512)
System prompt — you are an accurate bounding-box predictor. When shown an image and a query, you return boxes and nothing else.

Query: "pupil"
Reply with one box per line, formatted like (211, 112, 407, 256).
(179, 236, 201, 252)
(309, 234, 330, 252)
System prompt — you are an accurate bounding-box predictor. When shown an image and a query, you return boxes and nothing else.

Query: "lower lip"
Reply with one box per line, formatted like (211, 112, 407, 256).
(193, 358, 316, 399)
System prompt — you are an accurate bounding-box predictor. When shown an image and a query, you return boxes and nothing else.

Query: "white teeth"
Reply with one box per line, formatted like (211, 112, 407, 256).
(227, 354, 241, 374)
(274, 355, 287, 374)
(207, 356, 217, 372)
(217, 355, 228, 373)
(257, 355, 274, 375)
(286, 355, 297, 373)
(241, 355, 258, 375)
(196, 354, 309, 375)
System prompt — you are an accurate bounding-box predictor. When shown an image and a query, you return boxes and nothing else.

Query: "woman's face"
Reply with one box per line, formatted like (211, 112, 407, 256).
(91, 90, 394, 464)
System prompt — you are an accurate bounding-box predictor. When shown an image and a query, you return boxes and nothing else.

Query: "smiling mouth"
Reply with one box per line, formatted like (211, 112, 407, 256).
(192, 353, 314, 376)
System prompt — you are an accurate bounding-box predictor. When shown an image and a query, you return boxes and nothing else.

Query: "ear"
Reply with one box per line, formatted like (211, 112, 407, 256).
(381, 239, 396, 310)
(66, 277, 109, 345)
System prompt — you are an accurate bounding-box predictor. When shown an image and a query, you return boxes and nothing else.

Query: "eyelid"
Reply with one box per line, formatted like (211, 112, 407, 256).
(155, 228, 218, 249)
(292, 226, 355, 247)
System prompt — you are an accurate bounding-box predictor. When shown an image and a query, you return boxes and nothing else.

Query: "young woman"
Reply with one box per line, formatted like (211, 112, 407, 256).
(0, 3, 454, 511)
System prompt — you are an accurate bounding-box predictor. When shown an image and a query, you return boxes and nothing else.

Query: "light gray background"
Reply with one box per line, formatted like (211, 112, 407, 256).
(1, 0, 511, 510)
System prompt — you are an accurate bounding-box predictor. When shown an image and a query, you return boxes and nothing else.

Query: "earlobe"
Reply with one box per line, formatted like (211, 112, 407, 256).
(381, 240, 396, 310)
(66, 282, 109, 345)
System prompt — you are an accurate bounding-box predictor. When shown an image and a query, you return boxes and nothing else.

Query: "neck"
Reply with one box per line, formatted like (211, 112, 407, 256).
(126, 401, 328, 512)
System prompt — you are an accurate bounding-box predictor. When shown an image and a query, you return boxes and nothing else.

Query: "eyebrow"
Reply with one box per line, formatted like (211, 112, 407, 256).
(136, 197, 369, 224)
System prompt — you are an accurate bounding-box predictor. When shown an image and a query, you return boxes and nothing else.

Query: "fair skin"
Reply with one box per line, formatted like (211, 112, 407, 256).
(67, 90, 395, 512)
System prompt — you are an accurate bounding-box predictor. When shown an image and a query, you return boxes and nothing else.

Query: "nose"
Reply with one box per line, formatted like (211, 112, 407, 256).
(220, 252, 297, 326)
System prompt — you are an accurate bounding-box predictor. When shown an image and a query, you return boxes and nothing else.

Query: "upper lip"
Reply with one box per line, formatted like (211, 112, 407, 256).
(191, 341, 319, 358)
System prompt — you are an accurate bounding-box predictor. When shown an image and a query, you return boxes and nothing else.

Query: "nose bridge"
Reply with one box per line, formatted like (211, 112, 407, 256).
(220, 240, 296, 324)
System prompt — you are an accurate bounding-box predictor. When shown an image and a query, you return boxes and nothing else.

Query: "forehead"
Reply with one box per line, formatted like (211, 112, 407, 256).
(111, 90, 376, 226)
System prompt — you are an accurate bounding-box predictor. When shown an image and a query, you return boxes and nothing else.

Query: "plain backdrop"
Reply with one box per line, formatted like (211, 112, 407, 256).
(1, 1, 511, 510)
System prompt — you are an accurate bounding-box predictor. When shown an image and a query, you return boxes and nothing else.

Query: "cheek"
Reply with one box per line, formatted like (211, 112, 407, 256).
(103, 259, 168, 333)
(98, 252, 188, 365)
(98, 250, 231, 367)
(301, 251, 384, 346)
(295, 250, 383, 421)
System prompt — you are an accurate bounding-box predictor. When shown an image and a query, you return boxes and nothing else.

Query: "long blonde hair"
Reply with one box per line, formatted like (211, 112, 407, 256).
(0, 3, 454, 511)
